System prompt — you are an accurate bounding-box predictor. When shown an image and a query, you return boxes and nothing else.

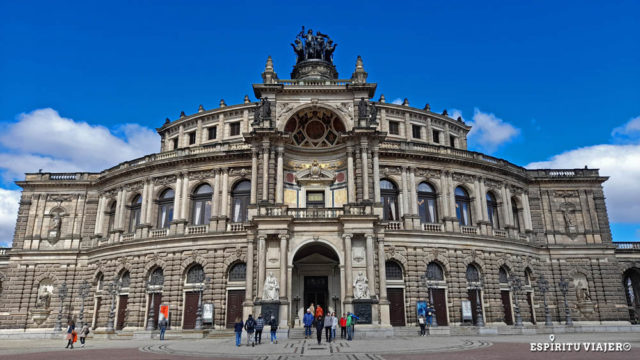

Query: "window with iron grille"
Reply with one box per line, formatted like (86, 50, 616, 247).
(229, 263, 246, 281)
(385, 261, 403, 280)
(208, 126, 217, 140)
(427, 262, 444, 281)
(389, 121, 399, 135)
(230, 122, 241, 136)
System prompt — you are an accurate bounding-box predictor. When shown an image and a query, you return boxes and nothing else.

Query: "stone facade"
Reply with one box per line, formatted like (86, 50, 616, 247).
(0, 36, 639, 334)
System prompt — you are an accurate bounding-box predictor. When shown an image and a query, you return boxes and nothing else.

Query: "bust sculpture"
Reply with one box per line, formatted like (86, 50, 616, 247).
(263, 272, 280, 301)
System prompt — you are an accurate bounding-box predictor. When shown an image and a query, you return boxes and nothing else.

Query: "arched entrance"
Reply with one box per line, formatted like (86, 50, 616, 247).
(623, 267, 640, 324)
(291, 242, 342, 324)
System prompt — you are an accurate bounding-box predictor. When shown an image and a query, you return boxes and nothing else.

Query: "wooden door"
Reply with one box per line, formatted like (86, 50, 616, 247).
(467, 289, 482, 325)
(226, 290, 245, 328)
(387, 288, 405, 326)
(147, 293, 162, 329)
(432, 288, 448, 326)
(526, 292, 536, 324)
(183, 291, 199, 329)
(116, 295, 128, 330)
(304, 276, 328, 311)
(500, 290, 513, 325)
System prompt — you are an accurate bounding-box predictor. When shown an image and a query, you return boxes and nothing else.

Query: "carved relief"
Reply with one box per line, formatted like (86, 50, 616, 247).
(559, 202, 577, 237)
(416, 168, 441, 179)
(190, 170, 215, 181)
(484, 179, 502, 189)
(267, 240, 279, 264)
(229, 168, 249, 178)
(47, 194, 73, 203)
(335, 102, 353, 118)
(353, 271, 370, 299)
(124, 182, 144, 192)
(452, 172, 475, 184)
(382, 167, 401, 176)
(153, 175, 177, 186)
(555, 190, 579, 198)
(352, 238, 365, 265)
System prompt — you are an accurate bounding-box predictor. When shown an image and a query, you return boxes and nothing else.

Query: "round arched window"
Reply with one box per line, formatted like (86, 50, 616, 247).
(284, 108, 345, 147)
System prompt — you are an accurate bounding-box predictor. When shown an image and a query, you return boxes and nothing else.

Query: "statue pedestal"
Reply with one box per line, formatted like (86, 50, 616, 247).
(255, 300, 280, 327)
(291, 59, 338, 80)
(353, 299, 376, 325)
(31, 309, 51, 326)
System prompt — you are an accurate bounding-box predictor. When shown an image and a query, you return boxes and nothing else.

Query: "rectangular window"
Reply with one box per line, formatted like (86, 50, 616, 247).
(172, 137, 179, 150)
(208, 126, 217, 140)
(432, 129, 441, 144)
(230, 122, 241, 136)
(412, 124, 421, 139)
(450, 135, 456, 148)
(188, 132, 196, 145)
(389, 121, 399, 135)
(306, 191, 325, 207)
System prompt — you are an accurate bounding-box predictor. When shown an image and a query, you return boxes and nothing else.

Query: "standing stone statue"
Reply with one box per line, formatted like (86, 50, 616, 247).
(263, 272, 280, 301)
(358, 98, 368, 119)
(353, 272, 370, 299)
(369, 102, 378, 125)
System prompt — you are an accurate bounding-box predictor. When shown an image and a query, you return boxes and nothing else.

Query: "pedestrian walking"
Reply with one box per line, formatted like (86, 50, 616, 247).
(315, 315, 324, 345)
(350, 313, 359, 339)
(418, 315, 426, 336)
(244, 314, 256, 347)
(64, 320, 76, 349)
(269, 315, 278, 344)
(323, 313, 332, 342)
(426, 304, 435, 334)
(234, 317, 244, 347)
(340, 313, 347, 339)
(346, 312, 353, 341)
(78, 323, 89, 347)
(159, 317, 168, 340)
(331, 312, 338, 341)
(255, 314, 264, 344)
(303, 309, 314, 339)
(315, 304, 324, 319)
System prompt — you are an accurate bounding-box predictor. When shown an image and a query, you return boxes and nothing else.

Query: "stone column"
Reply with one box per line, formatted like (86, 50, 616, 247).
(180, 172, 189, 220)
(404, 112, 411, 141)
(220, 169, 229, 218)
(426, 117, 432, 143)
(211, 170, 220, 218)
(140, 181, 149, 225)
(365, 234, 376, 296)
(196, 119, 202, 146)
(146, 180, 154, 224)
(251, 149, 258, 204)
(245, 239, 254, 302)
(173, 175, 182, 222)
(275, 146, 284, 204)
(502, 186, 512, 226)
(117, 188, 127, 230)
(279, 234, 288, 298)
(94, 196, 104, 235)
(372, 146, 381, 203)
(178, 125, 184, 148)
(257, 235, 266, 299)
(361, 139, 369, 200)
(262, 141, 270, 202)
(444, 124, 451, 146)
(377, 237, 390, 326)
(522, 192, 533, 231)
(410, 167, 418, 214)
(474, 178, 484, 224)
(347, 144, 356, 203)
(401, 167, 409, 215)
(439, 171, 449, 218)
(343, 234, 354, 302)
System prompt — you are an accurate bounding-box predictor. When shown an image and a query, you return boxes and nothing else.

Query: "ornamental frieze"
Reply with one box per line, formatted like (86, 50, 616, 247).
(153, 175, 177, 186)
(484, 178, 502, 189)
(47, 194, 74, 203)
(124, 182, 144, 192)
(416, 168, 441, 179)
(554, 190, 579, 198)
(452, 172, 475, 184)
(382, 167, 401, 176)
(509, 185, 525, 195)
(229, 168, 249, 178)
(190, 170, 215, 181)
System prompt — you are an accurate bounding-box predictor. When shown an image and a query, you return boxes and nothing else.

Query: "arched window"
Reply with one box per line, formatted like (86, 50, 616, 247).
(96, 272, 104, 291)
(192, 184, 213, 225)
(120, 271, 131, 289)
(426, 262, 444, 281)
(107, 202, 117, 233)
(231, 180, 251, 223)
(455, 187, 472, 226)
(511, 197, 521, 232)
(149, 267, 164, 286)
(524, 268, 532, 286)
(380, 179, 399, 221)
(186, 264, 205, 284)
(385, 261, 403, 280)
(228, 263, 247, 282)
(157, 189, 174, 229)
(486, 192, 499, 228)
(417, 182, 437, 223)
(129, 195, 142, 233)
(499, 267, 509, 284)
(466, 264, 480, 283)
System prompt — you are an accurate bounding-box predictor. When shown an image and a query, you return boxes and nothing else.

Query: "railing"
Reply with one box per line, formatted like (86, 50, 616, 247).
(278, 79, 352, 86)
(0, 248, 9, 255)
(493, 229, 508, 238)
(616, 242, 640, 250)
(228, 223, 246, 232)
(49, 173, 78, 180)
(461, 226, 478, 235)
(287, 207, 344, 219)
(150, 228, 168, 238)
(121, 233, 135, 241)
(343, 204, 371, 216)
(422, 223, 443, 232)
(186, 225, 208, 235)
(385, 221, 403, 230)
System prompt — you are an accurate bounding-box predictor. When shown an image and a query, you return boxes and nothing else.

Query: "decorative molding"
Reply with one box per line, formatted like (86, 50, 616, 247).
(452, 172, 475, 184)
(153, 175, 177, 186)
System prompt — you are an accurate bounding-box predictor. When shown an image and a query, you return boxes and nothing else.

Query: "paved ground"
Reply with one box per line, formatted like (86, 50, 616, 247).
(0, 332, 638, 359)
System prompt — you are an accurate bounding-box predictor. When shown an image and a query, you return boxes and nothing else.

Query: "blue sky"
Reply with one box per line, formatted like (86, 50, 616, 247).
(0, 0, 638, 245)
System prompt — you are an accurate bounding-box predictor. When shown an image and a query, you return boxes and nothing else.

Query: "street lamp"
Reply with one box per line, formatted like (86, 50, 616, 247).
(54, 282, 68, 331)
(78, 280, 90, 328)
(421, 268, 438, 327)
(468, 277, 485, 327)
(194, 274, 211, 330)
(537, 275, 553, 326)
(146, 271, 164, 331)
(558, 277, 573, 326)
(509, 275, 523, 327)
(106, 276, 122, 332)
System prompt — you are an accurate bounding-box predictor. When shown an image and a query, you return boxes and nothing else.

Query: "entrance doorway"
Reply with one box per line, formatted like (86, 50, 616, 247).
(116, 295, 128, 330)
(304, 276, 328, 312)
(500, 290, 513, 325)
(432, 288, 448, 326)
(226, 289, 245, 328)
(388, 288, 405, 326)
(183, 291, 199, 329)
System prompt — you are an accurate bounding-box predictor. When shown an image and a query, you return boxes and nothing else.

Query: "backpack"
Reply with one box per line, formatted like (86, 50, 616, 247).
(245, 318, 255, 331)
(85, 327, 90, 335)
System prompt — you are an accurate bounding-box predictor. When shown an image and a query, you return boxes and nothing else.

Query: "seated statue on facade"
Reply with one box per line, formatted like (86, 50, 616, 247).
(353, 271, 370, 299)
(263, 272, 280, 301)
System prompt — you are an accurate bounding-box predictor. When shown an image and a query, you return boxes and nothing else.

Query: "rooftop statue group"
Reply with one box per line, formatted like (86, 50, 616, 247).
(291, 26, 337, 63)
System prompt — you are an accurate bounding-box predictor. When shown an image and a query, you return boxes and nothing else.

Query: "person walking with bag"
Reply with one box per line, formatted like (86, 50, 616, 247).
(418, 315, 426, 336)
(233, 317, 244, 347)
(64, 320, 76, 349)
(79, 322, 90, 347)
(303, 309, 314, 339)
(339, 313, 347, 339)
(269, 315, 278, 344)
(323, 313, 332, 342)
(244, 314, 256, 347)
(331, 312, 338, 342)
(255, 314, 264, 345)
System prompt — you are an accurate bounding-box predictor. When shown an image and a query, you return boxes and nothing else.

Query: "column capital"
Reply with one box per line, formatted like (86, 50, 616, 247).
(342, 233, 353, 241)
(278, 233, 289, 241)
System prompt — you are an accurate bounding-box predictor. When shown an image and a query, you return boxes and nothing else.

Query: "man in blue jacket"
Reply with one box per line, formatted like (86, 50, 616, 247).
(303, 309, 314, 339)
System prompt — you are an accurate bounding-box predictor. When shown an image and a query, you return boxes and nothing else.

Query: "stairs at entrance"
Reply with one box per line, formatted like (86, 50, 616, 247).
(288, 328, 307, 339)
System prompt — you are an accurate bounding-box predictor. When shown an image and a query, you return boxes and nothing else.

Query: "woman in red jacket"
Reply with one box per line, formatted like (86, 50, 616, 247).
(315, 304, 324, 319)
(339, 313, 347, 339)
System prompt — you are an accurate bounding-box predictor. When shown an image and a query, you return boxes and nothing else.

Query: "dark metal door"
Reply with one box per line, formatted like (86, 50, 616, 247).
(226, 290, 245, 328)
(304, 276, 328, 311)
(467, 289, 482, 325)
(387, 288, 405, 326)
(183, 291, 199, 329)
(501, 290, 513, 325)
(116, 295, 128, 330)
(432, 288, 448, 326)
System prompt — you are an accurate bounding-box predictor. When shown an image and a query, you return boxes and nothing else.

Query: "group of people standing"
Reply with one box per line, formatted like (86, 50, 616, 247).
(417, 304, 436, 336)
(303, 303, 358, 344)
(234, 314, 278, 347)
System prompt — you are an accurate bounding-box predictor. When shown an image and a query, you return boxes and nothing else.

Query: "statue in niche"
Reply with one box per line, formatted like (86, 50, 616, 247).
(263, 272, 280, 301)
(48, 211, 62, 240)
(353, 271, 370, 299)
(573, 275, 592, 303)
(36, 282, 54, 309)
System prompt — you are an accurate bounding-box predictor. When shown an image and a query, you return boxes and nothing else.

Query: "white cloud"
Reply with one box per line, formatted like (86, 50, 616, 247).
(527, 115, 640, 224)
(467, 108, 520, 153)
(450, 109, 464, 121)
(0, 189, 20, 247)
(611, 115, 640, 139)
(0, 108, 158, 179)
(391, 98, 403, 105)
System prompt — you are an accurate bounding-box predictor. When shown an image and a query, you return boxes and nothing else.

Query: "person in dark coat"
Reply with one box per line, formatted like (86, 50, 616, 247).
(315, 315, 325, 345)
(233, 317, 244, 347)
(303, 309, 314, 339)
(255, 314, 265, 344)
(158, 317, 168, 340)
(244, 314, 256, 347)
(269, 315, 278, 344)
